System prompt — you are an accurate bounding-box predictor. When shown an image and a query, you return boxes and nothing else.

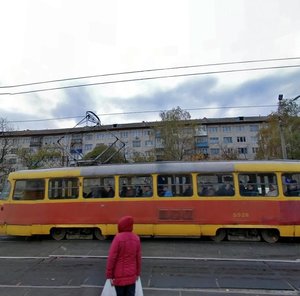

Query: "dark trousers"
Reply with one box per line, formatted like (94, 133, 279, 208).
(115, 283, 135, 296)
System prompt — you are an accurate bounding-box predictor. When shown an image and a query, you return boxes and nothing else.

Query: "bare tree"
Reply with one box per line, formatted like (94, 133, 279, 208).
(0, 118, 15, 188)
(219, 145, 240, 160)
(155, 106, 196, 161)
(16, 145, 62, 169)
(256, 99, 300, 159)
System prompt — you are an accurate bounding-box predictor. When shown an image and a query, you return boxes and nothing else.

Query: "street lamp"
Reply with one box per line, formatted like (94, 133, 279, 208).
(278, 94, 300, 159)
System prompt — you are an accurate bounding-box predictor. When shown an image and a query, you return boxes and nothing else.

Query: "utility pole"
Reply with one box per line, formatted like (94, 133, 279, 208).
(278, 94, 287, 159)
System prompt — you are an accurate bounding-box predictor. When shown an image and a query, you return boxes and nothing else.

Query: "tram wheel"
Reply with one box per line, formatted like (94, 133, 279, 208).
(94, 228, 107, 240)
(261, 229, 279, 243)
(51, 228, 66, 241)
(210, 229, 227, 242)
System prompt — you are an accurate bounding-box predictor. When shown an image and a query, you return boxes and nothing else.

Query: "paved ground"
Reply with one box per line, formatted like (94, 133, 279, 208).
(0, 237, 300, 295)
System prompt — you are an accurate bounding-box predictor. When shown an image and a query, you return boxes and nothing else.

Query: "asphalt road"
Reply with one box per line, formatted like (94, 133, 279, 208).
(0, 236, 300, 296)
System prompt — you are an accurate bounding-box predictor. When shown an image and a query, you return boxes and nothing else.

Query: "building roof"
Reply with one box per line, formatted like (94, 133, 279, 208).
(1, 116, 268, 138)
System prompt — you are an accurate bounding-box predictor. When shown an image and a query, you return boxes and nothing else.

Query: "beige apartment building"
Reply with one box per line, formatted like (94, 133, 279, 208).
(1, 116, 266, 171)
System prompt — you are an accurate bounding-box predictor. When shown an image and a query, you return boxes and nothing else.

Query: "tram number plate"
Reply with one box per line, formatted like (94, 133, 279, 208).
(233, 212, 249, 218)
(158, 209, 194, 221)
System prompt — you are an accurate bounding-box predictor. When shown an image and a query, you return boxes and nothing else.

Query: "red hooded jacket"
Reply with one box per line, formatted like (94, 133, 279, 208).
(106, 216, 141, 286)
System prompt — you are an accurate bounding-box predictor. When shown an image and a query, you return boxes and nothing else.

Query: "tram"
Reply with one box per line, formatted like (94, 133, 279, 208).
(0, 161, 299, 242)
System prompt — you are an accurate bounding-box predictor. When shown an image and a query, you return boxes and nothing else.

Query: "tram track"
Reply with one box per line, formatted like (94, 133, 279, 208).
(0, 255, 299, 295)
(0, 239, 300, 295)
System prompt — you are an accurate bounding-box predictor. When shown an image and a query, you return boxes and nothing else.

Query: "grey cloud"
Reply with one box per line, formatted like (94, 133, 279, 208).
(2, 69, 300, 130)
(102, 69, 300, 120)
(109, 77, 218, 112)
(52, 87, 96, 118)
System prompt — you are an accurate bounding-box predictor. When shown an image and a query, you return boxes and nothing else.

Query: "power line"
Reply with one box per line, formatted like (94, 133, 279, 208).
(1, 64, 300, 96)
(8, 104, 277, 124)
(1, 56, 300, 89)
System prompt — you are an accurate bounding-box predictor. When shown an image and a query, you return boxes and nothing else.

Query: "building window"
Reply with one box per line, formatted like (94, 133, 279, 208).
(238, 147, 248, 154)
(250, 124, 259, 132)
(207, 127, 218, 133)
(84, 144, 93, 151)
(120, 131, 129, 138)
(155, 130, 161, 138)
(222, 126, 232, 132)
(210, 148, 220, 155)
(252, 147, 259, 153)
(132, 130, 142, 137)
(44, 137, 55, 145)
(199, 148, 208, 154)
(145, 140, 153, 147)
(85, 134, 93, 141)
(12, 139, 20, 145)
(236, 126, 245, 132)
(143, 130, 152, 136)
(209, 137, 219, 144)
(132, 140, 141, 147)
(97, 133, 104, 140)
(223, 137, 233, 144)
(237, 136, 246, 142)
(22, 138, 30, 144)
(225, 148, 234, 153)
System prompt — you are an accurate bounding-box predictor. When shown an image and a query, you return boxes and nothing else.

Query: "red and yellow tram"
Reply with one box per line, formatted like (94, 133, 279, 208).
(0, 161, 299, 242)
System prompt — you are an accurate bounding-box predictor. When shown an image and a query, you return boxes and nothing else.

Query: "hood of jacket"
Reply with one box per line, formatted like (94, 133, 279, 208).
(118, 216, 134, 233)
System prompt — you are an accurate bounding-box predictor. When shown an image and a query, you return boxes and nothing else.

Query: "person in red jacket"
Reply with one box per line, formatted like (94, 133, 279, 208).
(106, 216, 142, 296)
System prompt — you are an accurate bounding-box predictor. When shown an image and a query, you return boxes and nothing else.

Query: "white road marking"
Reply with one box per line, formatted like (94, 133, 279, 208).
(0, 254, 299, 264)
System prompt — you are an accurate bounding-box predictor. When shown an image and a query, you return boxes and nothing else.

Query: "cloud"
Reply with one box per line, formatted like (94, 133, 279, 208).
(52, 87, 95, 118)
(2, 69, 300, 130)
(91, 69, 300, 124)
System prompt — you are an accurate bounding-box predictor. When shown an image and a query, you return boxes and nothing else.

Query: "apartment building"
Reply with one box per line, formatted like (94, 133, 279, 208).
(195, 116, 262, 159)
(0, 116, 266, 171)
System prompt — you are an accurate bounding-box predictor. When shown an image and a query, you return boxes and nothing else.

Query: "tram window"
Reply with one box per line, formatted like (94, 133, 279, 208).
(197, 174, 234, 197)
(238, 173, 278, 197)
(48, 178, 79, 199)
(119, 175, 152, 197)
(83, 177, 115, 198)
(0, 180, 11, 200)
(13, 179, 45, 200)
(157, 174, 193, 197)
(282, 173, 300, 197)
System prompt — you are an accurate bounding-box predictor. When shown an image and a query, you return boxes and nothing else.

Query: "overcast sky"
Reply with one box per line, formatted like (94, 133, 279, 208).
(0, 0, 300, 131)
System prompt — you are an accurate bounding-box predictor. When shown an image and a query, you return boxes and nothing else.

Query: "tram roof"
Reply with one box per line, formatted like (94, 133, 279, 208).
(9, 160, 300, 179)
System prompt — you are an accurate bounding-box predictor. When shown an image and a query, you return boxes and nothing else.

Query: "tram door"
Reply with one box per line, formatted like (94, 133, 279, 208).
(0, 199, 4, 235)
(0, 180, 10, 235)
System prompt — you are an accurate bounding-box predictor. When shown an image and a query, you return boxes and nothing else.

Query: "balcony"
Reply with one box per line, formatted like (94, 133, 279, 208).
(195, 129, 208, 136)
(195, 142, 209, 148)
(70, 148, 83, 154)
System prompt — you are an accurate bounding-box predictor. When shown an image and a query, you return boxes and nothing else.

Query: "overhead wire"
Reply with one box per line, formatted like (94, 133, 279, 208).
(0, 57, 300, 95)
(8, 104, 277, 124)
(0, 56, 300, 89)
(1, 56, 298, 126)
